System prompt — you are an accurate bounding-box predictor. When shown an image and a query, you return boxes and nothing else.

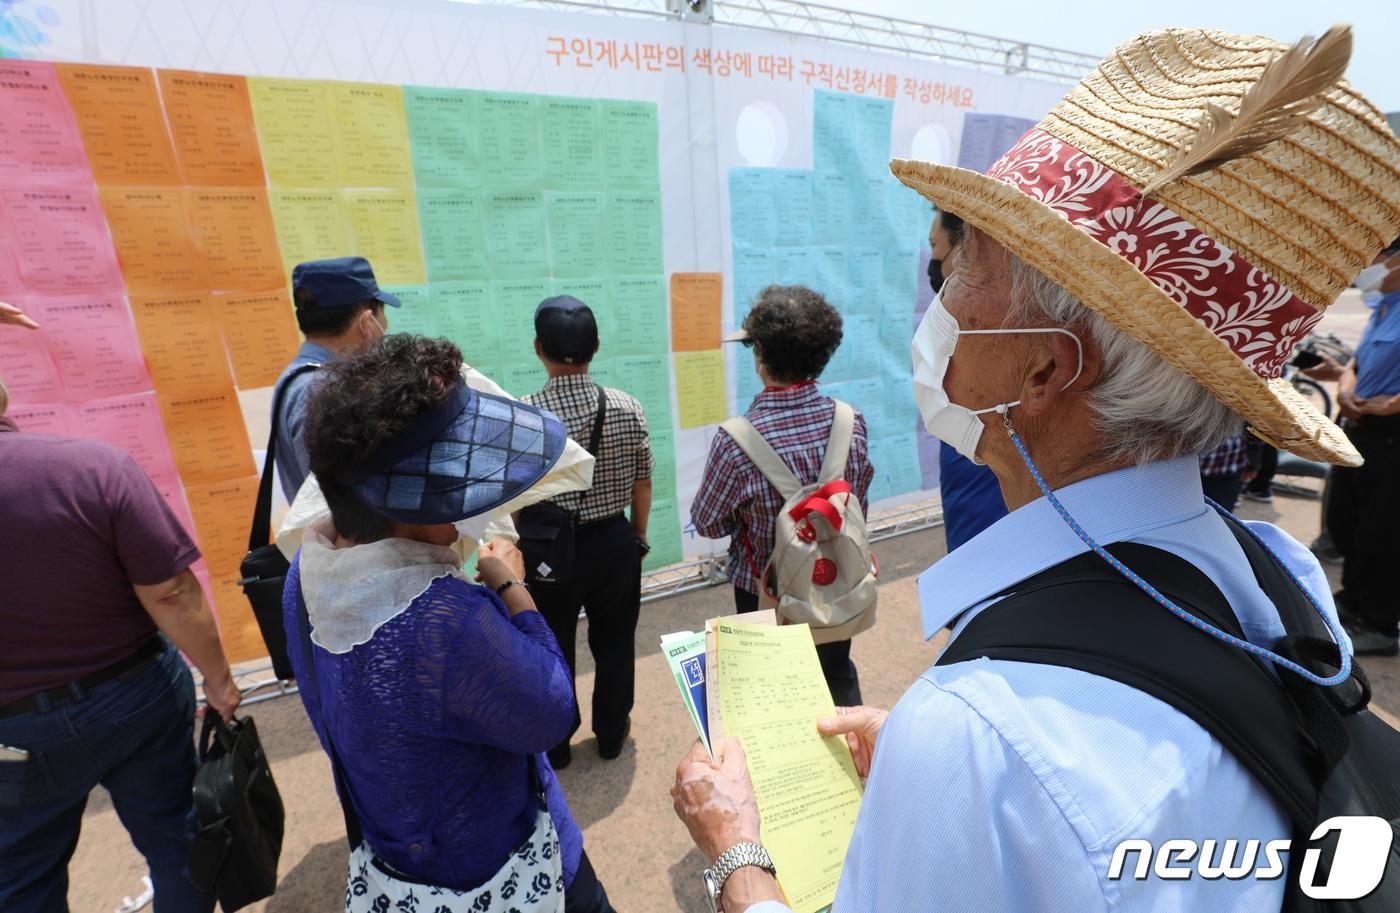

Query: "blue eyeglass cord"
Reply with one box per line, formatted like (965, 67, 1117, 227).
(997, 409, 1352, 688)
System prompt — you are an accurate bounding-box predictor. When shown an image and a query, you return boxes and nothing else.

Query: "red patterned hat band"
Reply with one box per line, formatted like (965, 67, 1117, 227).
(986, 129, 1322, 379)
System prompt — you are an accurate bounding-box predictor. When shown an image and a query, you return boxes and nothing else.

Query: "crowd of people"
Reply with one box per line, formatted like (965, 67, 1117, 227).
(1, 21, 1399, 913)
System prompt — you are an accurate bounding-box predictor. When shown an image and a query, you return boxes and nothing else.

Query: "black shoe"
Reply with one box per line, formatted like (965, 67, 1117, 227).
(597, 719, 630, 760)
(548, 743, 572, 771)
(1346, 624, 1400, 657)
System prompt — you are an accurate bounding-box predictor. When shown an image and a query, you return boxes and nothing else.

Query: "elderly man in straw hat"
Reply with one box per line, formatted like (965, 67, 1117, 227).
(670, 26, 1400, 913)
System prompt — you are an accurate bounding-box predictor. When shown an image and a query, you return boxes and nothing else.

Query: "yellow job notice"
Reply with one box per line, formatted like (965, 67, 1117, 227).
(716, 620, 863, 913)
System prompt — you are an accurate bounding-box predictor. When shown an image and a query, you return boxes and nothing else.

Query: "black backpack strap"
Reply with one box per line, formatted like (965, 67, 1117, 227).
(588, 383, 607, 457)
(937, 541, 1323, 830)
(1215, 512, 1365, 778)
(293, 579, 364, 850)
(249, 363, 320, 552)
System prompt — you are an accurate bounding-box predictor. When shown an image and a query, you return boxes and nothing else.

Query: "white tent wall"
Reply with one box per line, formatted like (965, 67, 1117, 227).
(2, 0, 1072, 574)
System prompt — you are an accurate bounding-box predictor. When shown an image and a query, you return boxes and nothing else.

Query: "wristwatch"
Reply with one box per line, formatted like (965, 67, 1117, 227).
(703, 842, 776, 913)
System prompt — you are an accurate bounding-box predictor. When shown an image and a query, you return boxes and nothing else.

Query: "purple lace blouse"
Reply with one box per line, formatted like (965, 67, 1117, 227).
(283, 554, 583, 890)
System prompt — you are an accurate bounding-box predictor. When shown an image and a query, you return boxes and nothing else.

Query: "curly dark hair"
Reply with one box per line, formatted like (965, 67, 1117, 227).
(743, 285, 843, 383)
(304, 334, 463, 540)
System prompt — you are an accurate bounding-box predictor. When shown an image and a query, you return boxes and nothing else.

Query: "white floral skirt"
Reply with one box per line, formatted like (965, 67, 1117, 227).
(344, 801, 564, 913)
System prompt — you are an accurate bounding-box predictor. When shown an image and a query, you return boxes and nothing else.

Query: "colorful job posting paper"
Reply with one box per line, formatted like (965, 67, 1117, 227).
(73, 393, 181, 486)
(0, 61, 91, 186)
(716, 620, 862, 913)
(247, 78, 342, 187)
(158, 70, 266, 186)
(130, 293, 232, 397)
(602, 100, 660, 188)
(345, 190, 426, 285)
(329, 82, 414, 188)
(403, 87, 481, 188)
(0, 323, 61, 404)
(542, 97, 602, 188)
(3, 188, 122, 291)
(99, 187, 206, 293)
(56, 64, 180, 185)
(29, 295, 151, 400)
(214, 290, 301, 390)
(674, 350, 728, 428)
(670, 273, 722, 352)
(185, 475, 261, 576)
(158, 388, 256, 485)
(268, 189, 352, 274)
(186, 188, 285, 292)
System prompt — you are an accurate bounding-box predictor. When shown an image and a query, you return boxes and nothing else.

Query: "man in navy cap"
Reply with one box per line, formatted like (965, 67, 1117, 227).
(270, 257, 401, 502)
(521, 295, 654, 769)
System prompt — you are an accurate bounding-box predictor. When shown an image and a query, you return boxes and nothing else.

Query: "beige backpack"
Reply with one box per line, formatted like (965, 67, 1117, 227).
(721, 400, 878, 644)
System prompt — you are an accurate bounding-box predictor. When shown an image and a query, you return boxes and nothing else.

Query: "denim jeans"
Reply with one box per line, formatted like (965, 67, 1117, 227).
(0, 641, 213, 913)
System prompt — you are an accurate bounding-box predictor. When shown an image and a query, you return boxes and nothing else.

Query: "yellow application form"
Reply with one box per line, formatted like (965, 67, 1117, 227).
(716, 620, 863, 913)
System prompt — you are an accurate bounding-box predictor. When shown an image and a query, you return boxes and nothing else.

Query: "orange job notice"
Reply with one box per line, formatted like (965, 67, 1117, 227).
(214, 289, 300, 389)
(158, 70, 266, 186)
(185, 475, 260, 577)
(670, 272, 723, 352)
(99, 187, 207, 293)
(56, 64, 181, 185)
(198, 569, 268, 664)
(129, 293, 233, 397)
(159, 388, 256, 485)
(186, 188, 287, 292)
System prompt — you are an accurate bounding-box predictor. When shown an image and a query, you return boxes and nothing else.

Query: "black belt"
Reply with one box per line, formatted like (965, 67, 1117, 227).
(0, 637, 165, 720)
(576, 513, 627, 533)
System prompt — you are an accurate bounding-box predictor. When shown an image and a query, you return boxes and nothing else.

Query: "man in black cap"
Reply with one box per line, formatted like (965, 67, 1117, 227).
(270, 256, 401, 502)
(522, 295, 654, 769)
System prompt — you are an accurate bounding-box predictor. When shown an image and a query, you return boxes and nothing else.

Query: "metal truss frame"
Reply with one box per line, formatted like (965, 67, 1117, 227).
(468, 0, 1099, 81)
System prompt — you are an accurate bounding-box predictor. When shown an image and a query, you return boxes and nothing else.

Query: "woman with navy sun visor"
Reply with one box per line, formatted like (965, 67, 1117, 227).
(282, 334, 615, 913)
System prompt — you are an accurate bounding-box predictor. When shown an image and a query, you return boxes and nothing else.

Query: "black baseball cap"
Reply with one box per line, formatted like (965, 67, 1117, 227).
(291, 257, 401, 310)
(535, 295, 598, 364)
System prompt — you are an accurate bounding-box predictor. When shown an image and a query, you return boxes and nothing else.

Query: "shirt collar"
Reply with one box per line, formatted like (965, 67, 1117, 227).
(752, 380, 821, 410)
(918, 456, 1209, 639)
(296, 340, 336, 364)
(542, 372, 596, 394)
(0, 416, 17, 434)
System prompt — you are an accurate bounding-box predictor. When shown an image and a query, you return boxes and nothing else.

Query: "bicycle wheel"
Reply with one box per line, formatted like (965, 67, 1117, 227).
(1292, 377, 1332, 417)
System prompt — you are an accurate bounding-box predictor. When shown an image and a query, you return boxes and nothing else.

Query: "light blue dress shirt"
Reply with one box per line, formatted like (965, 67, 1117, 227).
(749, 456, 1347, 913)
(271, 340, 334, 502)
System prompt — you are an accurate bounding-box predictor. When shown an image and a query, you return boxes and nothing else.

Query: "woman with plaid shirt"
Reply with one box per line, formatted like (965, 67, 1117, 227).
(691, 286, 874, 706)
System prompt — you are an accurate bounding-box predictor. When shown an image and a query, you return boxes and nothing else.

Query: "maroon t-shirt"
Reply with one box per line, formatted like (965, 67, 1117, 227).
(0, 421, 201, 704)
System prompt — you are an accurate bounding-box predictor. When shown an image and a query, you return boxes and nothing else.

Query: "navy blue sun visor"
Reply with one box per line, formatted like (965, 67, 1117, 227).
(337, 382, 567, 524)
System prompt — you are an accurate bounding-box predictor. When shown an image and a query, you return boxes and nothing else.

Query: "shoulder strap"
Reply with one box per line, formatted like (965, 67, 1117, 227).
(294, 581, 364, 850)
(818, 400, 854, 484)
(720, 416, 802, 501)
(936, 541, 1322, 831)
(248, 363, 320, 552)
(588, 384, 607, 457)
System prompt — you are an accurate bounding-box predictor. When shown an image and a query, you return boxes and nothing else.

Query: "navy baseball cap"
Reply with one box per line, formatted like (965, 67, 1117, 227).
(534, 295, 598, 364)
(291, 257, 401, 310)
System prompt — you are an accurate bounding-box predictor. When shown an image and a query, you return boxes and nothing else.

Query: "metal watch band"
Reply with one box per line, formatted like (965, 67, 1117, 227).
(707, 841, 776, 910)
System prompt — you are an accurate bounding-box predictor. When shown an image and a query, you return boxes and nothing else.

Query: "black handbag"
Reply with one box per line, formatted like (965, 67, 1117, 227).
(189, 715, 286, 911)
(518, 385, 606, 588)
(238, 363, 319, 680)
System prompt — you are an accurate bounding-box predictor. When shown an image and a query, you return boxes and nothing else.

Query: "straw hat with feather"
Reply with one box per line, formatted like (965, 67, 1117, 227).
(892, 26, 1400, 466)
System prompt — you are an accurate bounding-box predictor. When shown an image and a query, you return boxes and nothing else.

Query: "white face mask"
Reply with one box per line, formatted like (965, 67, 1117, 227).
(910, 294, 1083, 465)
(1356, 262, 1390, 295)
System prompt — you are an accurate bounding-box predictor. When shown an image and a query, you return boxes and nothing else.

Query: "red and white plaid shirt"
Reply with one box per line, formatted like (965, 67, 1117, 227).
(691, 381, 874, 595)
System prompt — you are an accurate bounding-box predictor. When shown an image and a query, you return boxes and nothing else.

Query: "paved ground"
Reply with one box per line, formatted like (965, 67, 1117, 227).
(68, 488, 1399, 913)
